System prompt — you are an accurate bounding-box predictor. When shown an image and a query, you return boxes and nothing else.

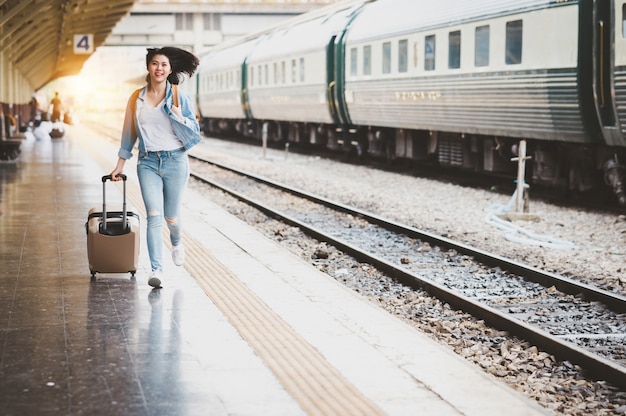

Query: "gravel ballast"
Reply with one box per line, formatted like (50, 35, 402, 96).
(190, 138, 626, 415)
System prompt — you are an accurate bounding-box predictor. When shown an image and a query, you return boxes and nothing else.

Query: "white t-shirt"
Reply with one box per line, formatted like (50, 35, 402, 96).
(138, 99, 183, 151)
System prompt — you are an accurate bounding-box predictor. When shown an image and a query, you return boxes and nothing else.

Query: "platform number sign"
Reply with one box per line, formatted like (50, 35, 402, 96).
(73, 34, 94, 54)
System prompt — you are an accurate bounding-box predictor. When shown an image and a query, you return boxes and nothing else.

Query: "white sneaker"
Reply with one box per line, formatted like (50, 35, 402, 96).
(148, 270, 162, 288)
(172, 243, 185, 266)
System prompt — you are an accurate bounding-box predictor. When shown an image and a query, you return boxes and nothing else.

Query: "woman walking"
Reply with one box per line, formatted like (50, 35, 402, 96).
(110, 47, 202, 288)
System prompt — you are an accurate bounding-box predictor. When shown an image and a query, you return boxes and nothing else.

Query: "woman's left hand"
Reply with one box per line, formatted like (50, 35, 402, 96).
(171, 104, 183, 120)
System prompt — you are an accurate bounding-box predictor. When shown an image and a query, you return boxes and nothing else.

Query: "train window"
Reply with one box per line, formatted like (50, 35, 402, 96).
(364, 45, 371, 76)
(350, 47, 358, 76)
(186, 14, 194, 30)
(175, 14, 183, 30)
(250, 67, 255, 87)
(203, 13, 221, 31)
(448, 30, 461, 69)
(425, 35, 436, 71)
(176, 13, 194, 31)
(264, 64, 269, 85)
(505, 20, 523, 64)
(291, 59, 297, 83)
(281, 61, 286, 84)
(259, 66, 263, 86)
(448, 31, 461, 69)
(300, 58, 305, 82)
(413, 41, 419, 68)
(273, 63, 278, 84)
(475, 25, 490, 67)
(398, 39, 408, 73)
(383, 42, 392, 74)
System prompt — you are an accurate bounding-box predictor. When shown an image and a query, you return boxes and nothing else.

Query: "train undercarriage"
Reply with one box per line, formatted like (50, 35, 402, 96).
(202, 117, 626, 207)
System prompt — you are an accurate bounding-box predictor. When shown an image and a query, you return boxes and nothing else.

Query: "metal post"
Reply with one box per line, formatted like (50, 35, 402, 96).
(262, 122, 268, 159)
(513, 140, 529, 213)
(501, 140, 539, 221)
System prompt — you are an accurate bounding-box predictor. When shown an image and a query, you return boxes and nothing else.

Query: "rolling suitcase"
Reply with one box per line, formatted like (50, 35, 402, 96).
(86, 174, 140, 279)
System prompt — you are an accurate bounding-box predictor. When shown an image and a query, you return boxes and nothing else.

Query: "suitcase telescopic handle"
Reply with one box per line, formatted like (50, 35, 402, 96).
(101, 174, 128, 231)
(102, 174, 127, 182)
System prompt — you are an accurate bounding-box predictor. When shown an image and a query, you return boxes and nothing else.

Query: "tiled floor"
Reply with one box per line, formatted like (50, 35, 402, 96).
(0, 135, 301, 416)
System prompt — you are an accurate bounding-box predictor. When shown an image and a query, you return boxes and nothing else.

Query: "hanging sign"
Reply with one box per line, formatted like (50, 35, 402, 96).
(74, 34, 94, 54)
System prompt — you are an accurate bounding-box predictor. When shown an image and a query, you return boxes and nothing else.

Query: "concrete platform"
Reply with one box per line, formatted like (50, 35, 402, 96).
(0, 125, 549, 415)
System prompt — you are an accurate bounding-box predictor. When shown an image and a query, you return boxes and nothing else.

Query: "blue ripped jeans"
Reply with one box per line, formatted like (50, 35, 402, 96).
(137, 148, 189, 272)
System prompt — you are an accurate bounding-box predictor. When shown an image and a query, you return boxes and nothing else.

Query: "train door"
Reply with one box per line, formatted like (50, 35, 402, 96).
(327, 35, 343, 125)
(592, 0, 624, 145)
(330, 3, 368, 127)
(241, 58, 253, 119)
(610, 0, 626, 146)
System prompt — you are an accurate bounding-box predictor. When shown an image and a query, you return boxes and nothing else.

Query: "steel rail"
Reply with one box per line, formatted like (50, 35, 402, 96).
(189, 164, 626, 389)
(189, 154, 626, 313)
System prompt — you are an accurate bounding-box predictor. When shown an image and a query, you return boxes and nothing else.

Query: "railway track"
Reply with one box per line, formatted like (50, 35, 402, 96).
(189, 153, 626, 389)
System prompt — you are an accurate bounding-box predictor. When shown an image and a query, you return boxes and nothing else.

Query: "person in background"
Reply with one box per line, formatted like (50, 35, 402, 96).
(29, 94, 39, 124)
(49, 91, 63, 122)
(109, 47, 202, 289)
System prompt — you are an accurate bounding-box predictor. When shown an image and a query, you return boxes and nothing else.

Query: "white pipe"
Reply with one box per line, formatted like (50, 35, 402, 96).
(485, 190, 575, 250)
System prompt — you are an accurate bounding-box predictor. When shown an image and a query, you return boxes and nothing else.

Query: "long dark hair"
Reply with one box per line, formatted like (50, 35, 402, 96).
(145, 47, 199, 85)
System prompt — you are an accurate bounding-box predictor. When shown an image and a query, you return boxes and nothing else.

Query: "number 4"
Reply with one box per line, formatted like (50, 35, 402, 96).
(74, 34, 94, 54)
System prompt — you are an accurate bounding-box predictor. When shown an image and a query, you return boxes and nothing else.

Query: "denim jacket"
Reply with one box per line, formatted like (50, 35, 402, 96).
(117, 81, 202, 160)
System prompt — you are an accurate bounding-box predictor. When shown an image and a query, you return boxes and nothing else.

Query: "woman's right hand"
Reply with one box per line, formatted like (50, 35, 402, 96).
(110, 168, 124, 181)
(110, 158, 126, 181)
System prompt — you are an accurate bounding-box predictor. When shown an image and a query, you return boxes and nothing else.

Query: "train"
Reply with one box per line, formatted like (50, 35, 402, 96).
(194, 0, 626, 206)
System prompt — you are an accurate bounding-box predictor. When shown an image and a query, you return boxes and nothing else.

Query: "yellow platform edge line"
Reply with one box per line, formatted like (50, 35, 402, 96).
(77, 130, 384, 416)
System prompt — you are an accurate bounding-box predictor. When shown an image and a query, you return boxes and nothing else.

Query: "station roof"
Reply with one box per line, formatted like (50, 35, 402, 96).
(0, 0, 136, 90)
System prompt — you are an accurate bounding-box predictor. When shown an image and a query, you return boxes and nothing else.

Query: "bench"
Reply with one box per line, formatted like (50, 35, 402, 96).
(0, 139, 22, 161)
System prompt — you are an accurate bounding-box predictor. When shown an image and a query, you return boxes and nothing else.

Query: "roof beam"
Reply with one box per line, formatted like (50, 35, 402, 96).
(1, 0, 136, 92)
(0, 0, 35, 49)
